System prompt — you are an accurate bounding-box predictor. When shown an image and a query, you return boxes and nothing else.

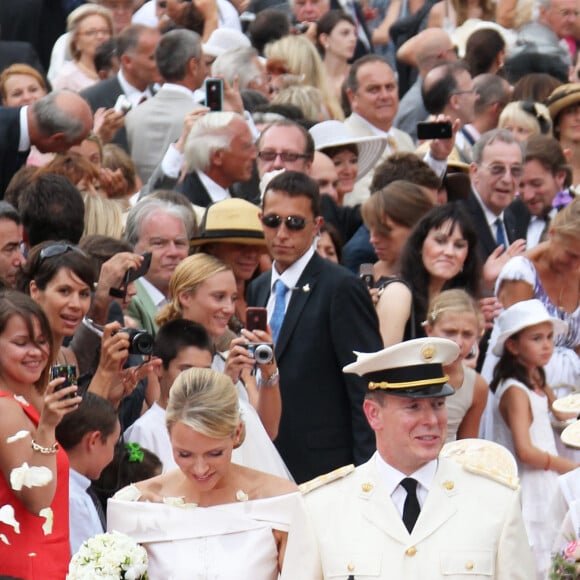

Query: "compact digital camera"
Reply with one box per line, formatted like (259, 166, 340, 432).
(244, 342, 274, 364)
(112, 328, 154, 355)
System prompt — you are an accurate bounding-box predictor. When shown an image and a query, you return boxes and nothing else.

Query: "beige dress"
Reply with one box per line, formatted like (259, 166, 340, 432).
(445, 365, 476, 443)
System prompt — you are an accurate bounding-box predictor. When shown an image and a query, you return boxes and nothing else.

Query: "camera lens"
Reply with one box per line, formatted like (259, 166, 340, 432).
(131, 331, 154, 355)
(253, 344, 273, 364)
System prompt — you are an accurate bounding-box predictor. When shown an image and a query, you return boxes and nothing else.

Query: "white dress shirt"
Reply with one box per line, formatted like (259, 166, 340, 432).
(374, 453, 437, 517)
(266, 246, 315, 321)
(69, 468, 104, 555)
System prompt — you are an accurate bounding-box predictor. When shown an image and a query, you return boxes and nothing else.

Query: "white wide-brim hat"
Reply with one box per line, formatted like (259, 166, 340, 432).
(309, 120, 387, 182)
(492, 299, 568, 356)
(202, 29, 251, 58)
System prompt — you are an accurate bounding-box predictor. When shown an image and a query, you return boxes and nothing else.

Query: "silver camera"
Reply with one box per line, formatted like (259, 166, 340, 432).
(244, 342, 274, 364)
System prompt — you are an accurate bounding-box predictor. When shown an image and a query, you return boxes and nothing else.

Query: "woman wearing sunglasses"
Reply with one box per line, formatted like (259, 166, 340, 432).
(156, 253, 290, 478)
(18, 242, 96, 372)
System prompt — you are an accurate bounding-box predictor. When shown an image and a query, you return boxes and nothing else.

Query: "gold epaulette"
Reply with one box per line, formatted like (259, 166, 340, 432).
(462, 463, 520, 490)
(299, 464, 355, 495)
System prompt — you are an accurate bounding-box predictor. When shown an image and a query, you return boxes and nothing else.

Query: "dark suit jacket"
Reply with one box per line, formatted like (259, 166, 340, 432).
(0, 106, 28, 197)
(460, 190, 522, 262)
(247, 252, 382, 483)
(0, 41, 45, 77)
(505, 197, 532, 241)
(80, 77, 128, 151)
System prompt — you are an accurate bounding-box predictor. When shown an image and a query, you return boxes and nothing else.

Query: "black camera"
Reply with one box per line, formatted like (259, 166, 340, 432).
(112, 328, 154, 355)
(244, 342, 274, 364)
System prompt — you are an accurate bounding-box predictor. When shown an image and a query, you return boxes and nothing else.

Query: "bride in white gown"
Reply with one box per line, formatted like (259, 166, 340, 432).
(108, 368, 321, 579)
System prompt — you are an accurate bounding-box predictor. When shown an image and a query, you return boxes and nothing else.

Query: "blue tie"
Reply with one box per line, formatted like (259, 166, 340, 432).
(495, 218, 507, 248)
(270, 280, 288, 344)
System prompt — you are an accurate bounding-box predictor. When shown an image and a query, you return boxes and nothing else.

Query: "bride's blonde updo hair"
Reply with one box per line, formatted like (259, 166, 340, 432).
(156, 253, 232, 326)
(166, 367, 245, 448)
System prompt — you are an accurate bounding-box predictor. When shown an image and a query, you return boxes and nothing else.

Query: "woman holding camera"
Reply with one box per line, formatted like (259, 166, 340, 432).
(17, 241, 156, 411)
(157, 253, 290, 479)
(109, 368, 320, 578)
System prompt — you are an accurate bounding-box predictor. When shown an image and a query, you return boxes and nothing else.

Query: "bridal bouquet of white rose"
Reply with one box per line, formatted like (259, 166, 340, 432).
(67, 530, 148, 580)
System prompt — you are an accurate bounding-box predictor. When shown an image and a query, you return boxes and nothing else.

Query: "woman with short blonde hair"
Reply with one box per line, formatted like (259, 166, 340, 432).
(53, 4, 113, 92)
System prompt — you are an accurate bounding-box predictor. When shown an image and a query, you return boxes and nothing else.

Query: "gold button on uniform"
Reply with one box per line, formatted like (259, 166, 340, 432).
(347, 563, 355, 571)
(361, 482, 373, 492)
(466, 561, 474, 570)
(443, 481, 454, 490)
(405, 546, 417, 557)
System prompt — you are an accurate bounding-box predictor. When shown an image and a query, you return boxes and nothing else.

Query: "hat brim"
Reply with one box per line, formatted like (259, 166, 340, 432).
(492, 316, 568, 356)
(547, 86, 580, 120)
(191, 232, 267, 247)
(382, 382, 456, 398)
(318, 136, 387, 182)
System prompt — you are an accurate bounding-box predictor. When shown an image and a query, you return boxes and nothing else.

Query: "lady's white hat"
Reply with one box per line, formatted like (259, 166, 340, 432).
(492, 299, 568, 356)
(309, 120, 387, 182)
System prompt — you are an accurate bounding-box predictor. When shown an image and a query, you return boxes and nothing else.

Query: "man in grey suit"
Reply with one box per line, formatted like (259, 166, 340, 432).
(125, 29, 204, 183)
(80, 24, 161, 151)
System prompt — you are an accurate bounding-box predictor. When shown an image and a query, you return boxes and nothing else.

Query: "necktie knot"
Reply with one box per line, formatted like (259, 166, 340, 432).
(274, 280, 288, 299)
(400, 477, 418, 494)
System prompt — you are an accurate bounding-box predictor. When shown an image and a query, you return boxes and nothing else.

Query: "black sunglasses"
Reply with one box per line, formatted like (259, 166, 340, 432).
(39, 243, 86, 263)
(261, 214, 311, 231)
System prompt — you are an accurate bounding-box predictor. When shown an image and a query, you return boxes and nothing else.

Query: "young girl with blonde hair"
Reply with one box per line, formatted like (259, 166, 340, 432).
(423, 289, 488, 441)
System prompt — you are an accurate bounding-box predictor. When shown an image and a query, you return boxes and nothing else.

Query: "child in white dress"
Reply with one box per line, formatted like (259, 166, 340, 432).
(490, 299, 579, 579)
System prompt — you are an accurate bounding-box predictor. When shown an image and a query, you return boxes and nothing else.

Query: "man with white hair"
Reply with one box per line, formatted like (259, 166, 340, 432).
(179, 111, 258, 207)
(211, 47, 269, 97)
(511, 0, 577, 67)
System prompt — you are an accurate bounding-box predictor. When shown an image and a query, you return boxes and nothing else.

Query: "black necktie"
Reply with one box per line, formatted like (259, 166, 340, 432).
(539, 212, 552, 243)
(86, 484, 106, 531)
(400, 477, 421, 533)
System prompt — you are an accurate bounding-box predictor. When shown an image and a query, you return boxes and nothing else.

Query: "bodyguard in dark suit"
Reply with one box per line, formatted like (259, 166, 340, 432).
(0, 91, 93, 196)
(247, 171, 382, 483)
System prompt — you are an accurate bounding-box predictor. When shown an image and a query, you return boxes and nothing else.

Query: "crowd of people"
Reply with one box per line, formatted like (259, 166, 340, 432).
(2, 0, 580, 578)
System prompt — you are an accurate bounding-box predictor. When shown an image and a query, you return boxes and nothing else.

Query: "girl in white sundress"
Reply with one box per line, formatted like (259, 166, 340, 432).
(490, 299, 579, 579)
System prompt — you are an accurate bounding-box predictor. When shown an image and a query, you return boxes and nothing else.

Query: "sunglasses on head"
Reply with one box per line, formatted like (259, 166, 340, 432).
(39, 243, 86, 263)
(261, 214, 311, 231)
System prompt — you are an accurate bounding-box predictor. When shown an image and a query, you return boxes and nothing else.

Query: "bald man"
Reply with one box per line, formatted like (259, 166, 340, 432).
(0, 90, 93, 196)
(394, 29, 457, 143)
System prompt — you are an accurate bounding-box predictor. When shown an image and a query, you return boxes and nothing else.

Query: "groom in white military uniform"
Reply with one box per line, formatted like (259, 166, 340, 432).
(305, 338, 535, 579)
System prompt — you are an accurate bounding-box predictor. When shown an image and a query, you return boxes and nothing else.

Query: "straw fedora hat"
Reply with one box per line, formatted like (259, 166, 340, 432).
(546, 83, 580, 121)
(492, 299, 568, 356)
(190, 198, 266, 247)
(309, 121, 387, 182)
